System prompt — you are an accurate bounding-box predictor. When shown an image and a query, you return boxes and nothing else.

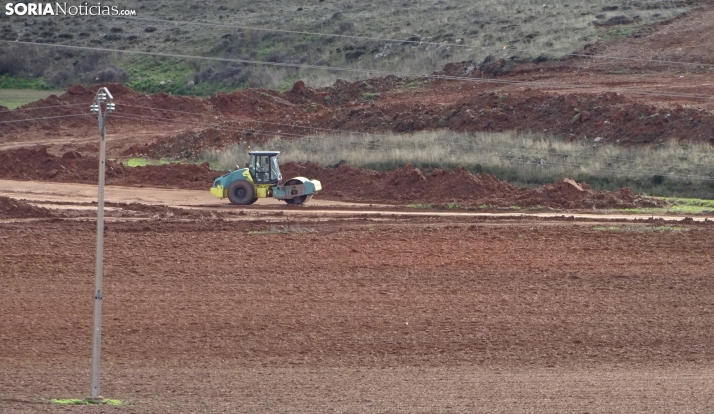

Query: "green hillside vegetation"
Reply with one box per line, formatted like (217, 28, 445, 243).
(0, 0, 694, 95)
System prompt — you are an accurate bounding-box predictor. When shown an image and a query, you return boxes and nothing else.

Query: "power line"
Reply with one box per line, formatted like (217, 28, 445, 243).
(2, 40, 713, 102)
(118, 104, 378, 137)
(0, 113, 90, 124)
(118, 15, 714, 69)
(123, 16, 459, 48)
(110, 113, 308, 140)
(566, 52, 714, 67)
(0, 103, 88, 114)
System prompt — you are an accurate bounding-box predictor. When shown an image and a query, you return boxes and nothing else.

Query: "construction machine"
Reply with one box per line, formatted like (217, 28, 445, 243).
(210, 151, 321, 205)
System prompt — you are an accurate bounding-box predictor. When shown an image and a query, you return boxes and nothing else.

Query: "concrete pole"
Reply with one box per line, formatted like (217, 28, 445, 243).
(90, 88, 113, 399)
(90, 110, 105, 399)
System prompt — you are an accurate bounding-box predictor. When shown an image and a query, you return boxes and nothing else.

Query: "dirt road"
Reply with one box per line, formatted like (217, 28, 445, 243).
(1, 180, 711, 224)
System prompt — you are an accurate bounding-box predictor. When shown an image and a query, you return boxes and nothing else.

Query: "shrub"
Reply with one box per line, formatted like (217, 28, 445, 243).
(0, 45, 49, 77)
(94, 68, 129, 84)
(49, 68, 74, 86)
(0, 48, 28, 76)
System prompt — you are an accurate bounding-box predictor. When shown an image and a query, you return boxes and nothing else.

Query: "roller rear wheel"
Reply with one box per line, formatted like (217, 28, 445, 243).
(227, 180, 255, 205)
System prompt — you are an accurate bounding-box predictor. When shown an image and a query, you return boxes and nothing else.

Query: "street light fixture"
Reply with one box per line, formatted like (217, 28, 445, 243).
(89, 87, 114, 400)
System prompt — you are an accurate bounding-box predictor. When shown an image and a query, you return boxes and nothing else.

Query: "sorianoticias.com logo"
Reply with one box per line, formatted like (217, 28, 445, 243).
(4, 2, 137, 16)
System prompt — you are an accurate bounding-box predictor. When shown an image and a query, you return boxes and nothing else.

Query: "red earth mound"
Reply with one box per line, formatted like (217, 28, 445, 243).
(0, 146, 215, 190)
(281, 162, 655, 209)
(1, 145, 654, 209)
(0, 195, 55, 219)
(131, 78, 714, 161)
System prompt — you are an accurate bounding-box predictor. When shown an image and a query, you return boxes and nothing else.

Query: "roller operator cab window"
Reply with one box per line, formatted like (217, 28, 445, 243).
(250, 154, 281, 184)
(271, 156, 282, 182)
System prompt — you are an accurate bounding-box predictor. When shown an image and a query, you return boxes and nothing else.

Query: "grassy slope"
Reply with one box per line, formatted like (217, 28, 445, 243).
(0, 89, 66, 109)
(0, 0, 695, 94)
(200, 130, 714, 199)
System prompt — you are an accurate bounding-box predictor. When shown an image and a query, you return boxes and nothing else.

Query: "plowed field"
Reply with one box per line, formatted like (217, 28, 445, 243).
(2, 210, 714, 412)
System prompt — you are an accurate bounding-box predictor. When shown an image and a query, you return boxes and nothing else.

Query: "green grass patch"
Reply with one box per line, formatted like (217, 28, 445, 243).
(0, 74, 54, 90)
(668, 197, 714, 209)
(249, 226, 313, 235)
(625, 197, 714, 215)
(123, 57, 239, 96)
(593, 225, 687, 232)
(407, 203, 433, 209)
(653, 226, 684, 232)
(0, 87, 65, 109)
(123, 157, 215, 168)
(440, 203, 461, 210)
(51, 398, 128, 406)
(124, 158, 172, 167)
(605, 27, 637, 38)
(277, 76, 300, 93)
(363, 92, 381, 101)
(126, 158, 151, 167)
(124, 58, 192, 95)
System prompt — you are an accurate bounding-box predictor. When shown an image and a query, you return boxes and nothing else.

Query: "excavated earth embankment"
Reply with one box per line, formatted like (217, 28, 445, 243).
(281, 162, 655, 209)
(0, 195, 55, 219)
(0, 146, 216, 190)
(0, 146, 656, 209)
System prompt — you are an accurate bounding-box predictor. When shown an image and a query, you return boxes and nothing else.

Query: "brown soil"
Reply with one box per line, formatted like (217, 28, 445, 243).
(1, 214, 713, 412)
(0, 146, 657, 209)
(0, 146, 216, 190)
(0, 195, 55, 218)
(281, 162, 656, 209)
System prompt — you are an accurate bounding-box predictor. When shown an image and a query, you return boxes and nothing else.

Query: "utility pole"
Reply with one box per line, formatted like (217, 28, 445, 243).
(89, 87, 115, 400)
